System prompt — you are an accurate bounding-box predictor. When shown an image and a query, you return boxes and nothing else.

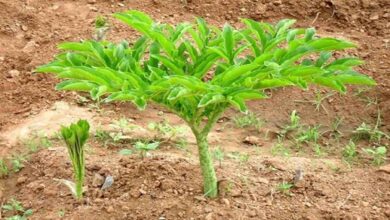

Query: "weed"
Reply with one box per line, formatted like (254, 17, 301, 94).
(342, 140, 358, 163)
(353, 111, 389, 143)
(277, 181, 293, 195)
(227, 152, 249, 165)
(148, 120, 184, 143)
(363, 146, 387, 166)
(313, 144, 325, 157)
(0, 159, 9, 177)
(212, 147, 225, 167)
(10, 155, 27, 173)
(135, 141, 159, 159)
(58, 210, 65, 218)
(296, 125, 320, 144)
(175, 138, 189, 151)
(295, 89, 334, 113)
(2, 198, 33, 220)
(233, 112, 263, 130)
(271, 139, 291, 157)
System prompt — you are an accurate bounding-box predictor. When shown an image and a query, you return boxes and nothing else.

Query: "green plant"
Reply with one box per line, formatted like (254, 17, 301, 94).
(60, 120, 90, 200)
(280, 110, 301, 137)
(0, 159, 9, 177)
(271, 139, 291, 157)
(295, 89, 334, 113)
(2, 198, 33, 220)
(343, 140, 358, 162)
(58, 210, 65, 218)
(36, 10, 375, 197)
(212, 146, 225, 167)
(363, 146, 387, 166)
(148, 120, 184, 142)
(277, 181, 293, 195)
(233, 111, 263, 129)
(313, 143, 325, 157)
(175, 138, 189, 151)
(353, 112, 389, 144)
(296, 125, 320, 144)
(134, 141, 159, 158)
(10, 155, 27, 173)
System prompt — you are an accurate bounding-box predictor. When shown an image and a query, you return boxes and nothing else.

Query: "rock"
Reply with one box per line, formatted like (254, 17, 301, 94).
(92, 173, 105, 187)
(21, 25, 28, 31)
(22, 41, 37, 53)
(256, 177, 269, 185)
(369, 14, 379, 20)
(106, 205, 114, 213)
(230, 189, 242, 197)
(139, 189, 147, 195)
(221, 198, 230, 207)
(16, 176, 28, 185)
(194, 195, 206, 202)
(243, 136, 262, 145)
(205, 213, 214, 220)
(130, 188, 142, 198)
(87, 0, 96, 4)
(101, 175, 114, 190)
(378, 164, 390, 174)
(204, 207, 212, 213)
(8, 70, 20, 78)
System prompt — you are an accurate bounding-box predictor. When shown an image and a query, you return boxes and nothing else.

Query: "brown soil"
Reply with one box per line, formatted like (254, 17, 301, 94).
(0, 0, 389, 219)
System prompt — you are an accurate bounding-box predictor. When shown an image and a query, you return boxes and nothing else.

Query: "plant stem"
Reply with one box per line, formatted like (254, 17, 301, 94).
(195, 134, 218, 197)
(76, 178, 83, 199)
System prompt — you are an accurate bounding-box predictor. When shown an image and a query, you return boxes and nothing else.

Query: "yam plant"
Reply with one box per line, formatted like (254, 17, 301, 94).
(37, 11, 375, 197)
(60, 120, 90, 199)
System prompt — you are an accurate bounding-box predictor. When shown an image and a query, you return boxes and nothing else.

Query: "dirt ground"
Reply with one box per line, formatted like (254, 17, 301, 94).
(0, 0, 390, 219)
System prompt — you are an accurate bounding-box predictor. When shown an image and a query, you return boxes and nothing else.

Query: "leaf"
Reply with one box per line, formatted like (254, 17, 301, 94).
(198, 94, 225, 107)
(119, 149, 133, 155)
(227, 96, 247, 113)
(151, 54, 185, 75)
(222, 24, 234, 62)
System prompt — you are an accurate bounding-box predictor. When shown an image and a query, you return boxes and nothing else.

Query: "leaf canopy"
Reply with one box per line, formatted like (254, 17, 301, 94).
(37, 10, 375, 124)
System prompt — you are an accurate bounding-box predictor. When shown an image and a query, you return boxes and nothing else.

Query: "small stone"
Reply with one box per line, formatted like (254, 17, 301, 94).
(194, 195, 206, 202)
(221, 198, 230, 207)
(17, 176, 27, 185)
(87, 0, 96, 4)
(106, 206, 114, 213)
(130, 189, 141, 198)
(243, 136, 262, 146)
(369, 14, 379, 20)
(385, 209, 390, 217)
(8, 70, 20, 78)
(101, 175, 114, 190)
(21, 25, 28, 31)
(204, 207, 212, 213)
(205, 213, 214, 220)
(118, 3, 125, 7)
(240, 8, 246, 12)
(248, 209, 257, 217)
(362, 201, 369, 207)
(22, 41, 37, 53)
(139, 189, 147, 195)
(378, 164, 390, 174)
(92, 173, 105, 187)
(230, 189, 242, 197)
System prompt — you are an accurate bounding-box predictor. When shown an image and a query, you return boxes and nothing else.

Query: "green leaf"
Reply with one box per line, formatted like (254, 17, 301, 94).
(198, 94, 225, 107)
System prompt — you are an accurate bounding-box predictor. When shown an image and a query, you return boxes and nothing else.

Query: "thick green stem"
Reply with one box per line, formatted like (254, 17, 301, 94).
(195, 134, 218, 197)
(75, 178, 83, 199)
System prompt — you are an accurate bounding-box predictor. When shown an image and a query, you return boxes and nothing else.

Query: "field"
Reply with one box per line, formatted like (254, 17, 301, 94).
(0, 0, 389, 219)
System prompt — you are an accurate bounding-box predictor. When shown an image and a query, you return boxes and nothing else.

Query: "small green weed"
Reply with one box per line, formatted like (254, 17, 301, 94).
(233, 112, 263, 130)
(10, 155, 27, 173)
(0, 159, 9, 177)
(212, 147, 225, 167)
(134, 141, 160, 159)
(2, 198, 33, 220)
(363, 146, 387, 166)
(271, 139, 291, 157)
(342, 140, 358, 163)
(277, 181, 293, 195)
(148, 120, 184, 142)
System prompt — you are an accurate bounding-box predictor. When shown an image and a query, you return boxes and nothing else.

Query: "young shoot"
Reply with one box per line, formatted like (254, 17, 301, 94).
(277, 181, 293, 195)
(37, 10, 376, 197)
(342, 140, 358, 163)
(148, 120, 184, 143)
(233, 111, 263, 130)
(134, 141, 159, 159)
(212, 146, 225, 167)
(2, 198, 33, 220)
(0, 159, 9, 178)
(61, 119, 90, 200)
(363, 146, 387, 166)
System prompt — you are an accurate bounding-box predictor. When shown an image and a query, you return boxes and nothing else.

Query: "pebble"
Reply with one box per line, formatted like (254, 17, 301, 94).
(8, 69, 20, 78)
(243, 136, 262, 146)
(92, 173, 105, 187)
(106, 205, 114, 213)
(16, 176, 28, 185)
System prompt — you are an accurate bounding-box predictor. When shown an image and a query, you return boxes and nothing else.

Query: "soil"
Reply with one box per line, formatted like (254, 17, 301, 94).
(0, 0, 390, 219)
